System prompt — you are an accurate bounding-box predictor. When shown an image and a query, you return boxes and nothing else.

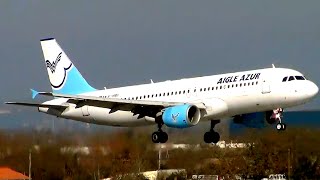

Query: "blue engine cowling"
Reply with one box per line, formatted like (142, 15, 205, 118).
(162, 104, 201, 128)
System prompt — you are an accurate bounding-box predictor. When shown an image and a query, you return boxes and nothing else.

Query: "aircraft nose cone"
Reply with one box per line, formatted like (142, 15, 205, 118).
(308, 81, 319, 98)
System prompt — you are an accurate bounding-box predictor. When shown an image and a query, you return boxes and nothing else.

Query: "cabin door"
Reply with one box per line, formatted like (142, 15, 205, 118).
(261, 79, 271, 94)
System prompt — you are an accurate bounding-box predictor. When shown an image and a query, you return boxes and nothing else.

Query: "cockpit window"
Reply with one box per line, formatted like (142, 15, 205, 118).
(288, 76, 295, 81)
(295, 76, 305, 80)
(282, 77, 288, 82)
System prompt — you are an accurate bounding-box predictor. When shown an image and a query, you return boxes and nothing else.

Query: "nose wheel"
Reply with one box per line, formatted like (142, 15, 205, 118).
(276, 122, 286, 131)
(152, 121, 168, 143)
(204, 120, 220, 144)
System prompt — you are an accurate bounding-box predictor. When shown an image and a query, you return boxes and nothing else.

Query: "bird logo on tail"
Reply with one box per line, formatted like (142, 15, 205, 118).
(46, 52, 62, 73)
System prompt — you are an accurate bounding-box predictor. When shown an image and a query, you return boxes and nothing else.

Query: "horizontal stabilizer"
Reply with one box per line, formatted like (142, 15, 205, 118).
(5, 102, 68, 110)
(31, 89, 39, 99)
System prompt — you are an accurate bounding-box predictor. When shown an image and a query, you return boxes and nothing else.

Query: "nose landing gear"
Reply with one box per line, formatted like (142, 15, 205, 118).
(273, 108, 286, 131)
(204, 120, 220, 144)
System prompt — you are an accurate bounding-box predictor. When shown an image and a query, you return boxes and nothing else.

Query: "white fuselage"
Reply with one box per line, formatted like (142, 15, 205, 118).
(39, 67, 318, 127)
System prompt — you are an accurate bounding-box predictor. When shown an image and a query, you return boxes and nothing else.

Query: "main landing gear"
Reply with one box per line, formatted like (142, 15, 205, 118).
(204, 120, 220, 144)
(273, 108, 286, 131)
(152, 122, 168, 143)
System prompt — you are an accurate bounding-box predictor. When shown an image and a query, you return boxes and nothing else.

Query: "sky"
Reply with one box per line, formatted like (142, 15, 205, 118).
(1, 0, 320, 110)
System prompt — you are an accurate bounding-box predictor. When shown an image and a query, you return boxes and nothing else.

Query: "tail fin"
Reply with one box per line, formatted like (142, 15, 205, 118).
(40, 38, 96, 94)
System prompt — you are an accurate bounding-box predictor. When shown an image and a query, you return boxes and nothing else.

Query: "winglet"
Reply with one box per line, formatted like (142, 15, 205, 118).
(31, 89, 39, 99)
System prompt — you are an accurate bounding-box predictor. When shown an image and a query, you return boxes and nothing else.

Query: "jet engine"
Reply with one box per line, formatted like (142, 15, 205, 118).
(162, 104, 201, 128)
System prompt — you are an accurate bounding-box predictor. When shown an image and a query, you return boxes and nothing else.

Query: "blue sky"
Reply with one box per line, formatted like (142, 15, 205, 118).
(1, 1, 320, 109)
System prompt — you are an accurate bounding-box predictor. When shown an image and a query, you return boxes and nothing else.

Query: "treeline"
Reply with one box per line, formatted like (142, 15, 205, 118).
(0, 128, 320, 179)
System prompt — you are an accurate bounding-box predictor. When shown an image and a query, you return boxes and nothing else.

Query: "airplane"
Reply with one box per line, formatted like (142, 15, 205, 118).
(5, 38, 319, 143)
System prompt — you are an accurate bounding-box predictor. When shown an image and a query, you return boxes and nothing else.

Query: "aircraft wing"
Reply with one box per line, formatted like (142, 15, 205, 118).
(38, 92, 206, 117)
(5, 102, 68, 110)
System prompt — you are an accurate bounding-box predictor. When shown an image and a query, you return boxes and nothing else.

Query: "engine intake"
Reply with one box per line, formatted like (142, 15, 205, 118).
(162, 104, 201, 128)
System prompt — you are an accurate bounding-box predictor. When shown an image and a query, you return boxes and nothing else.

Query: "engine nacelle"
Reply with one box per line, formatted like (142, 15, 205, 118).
(162, 104, 201, 128)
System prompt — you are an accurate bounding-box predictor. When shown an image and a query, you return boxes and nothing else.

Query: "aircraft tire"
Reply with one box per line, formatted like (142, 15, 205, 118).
(281, 123, 286, 130)
(204, 131, 220, 144)
(152, 132, 160, 143)
(160, 132, 168, 143)
(276, 123, 282, 131)
(152, 131, 168, 143)
(204, 132, 212, 143)
(212, 132, 220, 144)
(276, 123, 286, 131)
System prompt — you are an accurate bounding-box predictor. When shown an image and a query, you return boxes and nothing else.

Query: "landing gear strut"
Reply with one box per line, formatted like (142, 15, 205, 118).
(204, 120, 220, 144)
(274, 108, 286, 131)
(152, 122, 168, 143)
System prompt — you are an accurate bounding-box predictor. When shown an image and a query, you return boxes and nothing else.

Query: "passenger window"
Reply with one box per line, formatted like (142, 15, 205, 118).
(200, 88, 202, 92)
(282, 77, 288, 82)
(288, 76, 295, 81)
(227, 85, 230, 88)
(212, 87, 214, 90)
(295, 76, 305, 80)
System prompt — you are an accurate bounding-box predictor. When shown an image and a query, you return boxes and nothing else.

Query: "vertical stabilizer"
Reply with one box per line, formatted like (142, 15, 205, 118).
(40, 38, 96, 94)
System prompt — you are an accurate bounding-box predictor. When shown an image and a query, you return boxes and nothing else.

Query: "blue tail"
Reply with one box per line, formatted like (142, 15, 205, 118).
(40, 38, 96, 95)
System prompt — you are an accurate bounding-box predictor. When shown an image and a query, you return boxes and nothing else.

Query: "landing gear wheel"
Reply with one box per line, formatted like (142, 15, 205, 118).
(151, 131, 168, 143)
(204, 120, 221, 144)
(203, 131, 220, 144)
(281, 123, 286, 130)
(159, 132, 168, 143)
(276, 123, 282, 130)
(276, 123, 286, 131)
(152, 132, 160, 143)
(204, 132, 212, 143)
(212, 132, 220, 144)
